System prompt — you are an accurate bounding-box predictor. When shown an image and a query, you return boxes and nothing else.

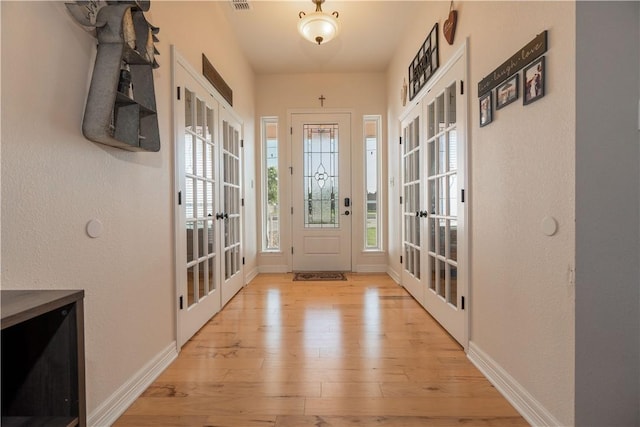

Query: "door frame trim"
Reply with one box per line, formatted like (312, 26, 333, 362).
(287, 108, 354, 272)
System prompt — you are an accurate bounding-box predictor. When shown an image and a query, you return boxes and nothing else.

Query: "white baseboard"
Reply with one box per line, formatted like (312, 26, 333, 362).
(244, 266, 259, 284)
(386, 266, 400, 284)
(467, 341, 562, 427)
(354, 264, 389, 273)
(88, 342, 178, 427)
(257, 265, 289, 273)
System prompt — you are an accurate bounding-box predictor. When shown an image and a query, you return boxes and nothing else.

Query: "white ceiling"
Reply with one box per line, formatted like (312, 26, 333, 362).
(220, 1, 430, 74)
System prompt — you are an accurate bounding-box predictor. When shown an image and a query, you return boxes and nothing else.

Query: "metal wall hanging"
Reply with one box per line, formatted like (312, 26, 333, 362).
(408, 23, 439, 101)
(66, 0, 161, 152)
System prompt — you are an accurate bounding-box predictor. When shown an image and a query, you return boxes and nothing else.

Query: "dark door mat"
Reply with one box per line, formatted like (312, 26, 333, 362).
(293, 272, 348, 281)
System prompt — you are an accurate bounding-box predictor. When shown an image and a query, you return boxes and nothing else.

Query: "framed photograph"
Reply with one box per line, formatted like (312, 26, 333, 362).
(496, 74, 519, 110)
(479, 92, 493, 127)
(523, 56, 545, 105)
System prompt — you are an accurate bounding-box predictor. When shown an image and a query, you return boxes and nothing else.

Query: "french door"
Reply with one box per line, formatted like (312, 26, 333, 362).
(401, 52, 467, 346)
(174, 56, 243, 348)
(291, 113, 352, 271)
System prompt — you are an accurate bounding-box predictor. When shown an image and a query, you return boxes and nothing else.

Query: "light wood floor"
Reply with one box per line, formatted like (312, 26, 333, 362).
(114, 273, 528, 427)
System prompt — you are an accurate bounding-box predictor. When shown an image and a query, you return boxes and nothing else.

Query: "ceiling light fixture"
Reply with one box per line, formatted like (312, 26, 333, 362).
(298, 0, 340, 45)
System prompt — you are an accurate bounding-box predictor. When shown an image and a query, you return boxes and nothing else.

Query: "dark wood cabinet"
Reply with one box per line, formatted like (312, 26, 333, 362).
(1, 290, 86, 427)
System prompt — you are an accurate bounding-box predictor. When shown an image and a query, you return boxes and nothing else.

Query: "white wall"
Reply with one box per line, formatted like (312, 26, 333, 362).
(387, 2, 575, 424)
(0, 0, 255, 418)
(255, 72, 388, 273)
(575, 2, 640, 425)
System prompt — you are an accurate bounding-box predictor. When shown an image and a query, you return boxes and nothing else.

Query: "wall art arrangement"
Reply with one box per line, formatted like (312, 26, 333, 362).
(408, 23, 439, 101)
(477, 31, 547, 127)
(66, 0, 161, 152)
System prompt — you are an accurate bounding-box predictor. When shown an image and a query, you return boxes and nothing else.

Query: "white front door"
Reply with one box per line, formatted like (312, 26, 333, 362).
(174, 56, 244, 348)
(400, 50, 468, 347)
(291, 113, 352, 271)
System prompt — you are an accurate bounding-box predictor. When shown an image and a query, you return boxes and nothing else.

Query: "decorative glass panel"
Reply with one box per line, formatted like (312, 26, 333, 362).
(187, 264, 196, 307)
(437, 93, 445, 132)
(185, 89, 193, 130)
(185, 134, 193, 175)
(185, 177, 195, 219)
(186, 221, 195, 263)
(447, 82, 456, 125)
(429, 256, 436, 291)
(448, 130, 457, 172)
(198, 260, 207, 298)
(438, 261, 447, 298)
(427, 103, 435, 139)
(449, 264, 458, 307)
(208, 257, 216, 292)
(303, 124, 339, 228)
(449, 220, 457, 262)
(438, 134, 446, 175)
(196, 99, 205, 137)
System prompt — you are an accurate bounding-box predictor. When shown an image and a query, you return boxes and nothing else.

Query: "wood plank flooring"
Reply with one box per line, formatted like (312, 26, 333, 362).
(114, 273, 528, 427)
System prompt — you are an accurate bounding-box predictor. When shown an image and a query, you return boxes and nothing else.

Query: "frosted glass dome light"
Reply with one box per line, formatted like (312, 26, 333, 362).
(298, 0, 340, 45)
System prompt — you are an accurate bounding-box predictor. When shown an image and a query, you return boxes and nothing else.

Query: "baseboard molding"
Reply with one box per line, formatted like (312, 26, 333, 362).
(386, 266, 400, 284)
(467, 341, 562, 427)
(244, 266, 259, 284)
(88, 342, 178, 427)
(354, 264, 388, 273)
(257, 265, 289, 273)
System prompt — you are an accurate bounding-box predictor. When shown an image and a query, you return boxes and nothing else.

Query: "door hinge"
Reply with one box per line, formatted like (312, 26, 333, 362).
(242, 257, 245, 265)
(400, 196, 403, 204)
(291, 246, 294, 254)
(461, 296, 465, 310)
(399, 136, 402, 145)
(290, 127, 293, 135)
(400, 255, 403, 264)
(460, 81, 464, 95)
(241, 139, 244, 148)
(461, 189, 465, 203)
(178, 191, 182, 205)
(241, 198, 245, 207)
(177, 86, 181, 100)
(179, 295, 184, 310)
(289, 166, 293, 175)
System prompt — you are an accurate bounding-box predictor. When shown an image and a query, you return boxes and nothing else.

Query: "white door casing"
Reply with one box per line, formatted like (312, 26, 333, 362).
(291, 112, 352, 271)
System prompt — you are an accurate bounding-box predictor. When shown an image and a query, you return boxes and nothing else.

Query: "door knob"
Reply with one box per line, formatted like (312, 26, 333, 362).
(343, 210, 350, 216)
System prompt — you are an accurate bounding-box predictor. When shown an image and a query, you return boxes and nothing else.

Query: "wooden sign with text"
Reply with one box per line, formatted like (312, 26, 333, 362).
(202, 54, 233, 106)
(477, 30, 547, 97)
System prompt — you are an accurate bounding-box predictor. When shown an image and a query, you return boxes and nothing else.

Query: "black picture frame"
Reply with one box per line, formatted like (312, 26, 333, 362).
(408, 23, 439, 101)
(496, 74, 519, 110)
(479, 92, 493, 127)
(523, 56, 545, 105)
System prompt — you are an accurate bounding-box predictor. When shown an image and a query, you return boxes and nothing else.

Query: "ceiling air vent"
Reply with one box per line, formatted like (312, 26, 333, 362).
(231, 0, 251, 11)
